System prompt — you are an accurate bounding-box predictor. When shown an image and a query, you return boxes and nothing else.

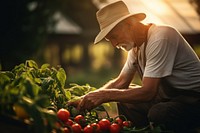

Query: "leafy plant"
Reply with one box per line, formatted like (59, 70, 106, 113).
(0, 60, 170, 133)
(0, 60, 106, 132)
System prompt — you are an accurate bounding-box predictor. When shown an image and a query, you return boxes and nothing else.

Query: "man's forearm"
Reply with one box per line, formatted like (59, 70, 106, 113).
(99, 78, 118, 90)
(99, 78, 133, 90)
(99, 71, 135, 90)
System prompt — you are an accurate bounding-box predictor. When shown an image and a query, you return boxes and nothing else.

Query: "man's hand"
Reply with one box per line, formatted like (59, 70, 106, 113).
(77, 89, 108, 111)
(67, 96, 83, 108)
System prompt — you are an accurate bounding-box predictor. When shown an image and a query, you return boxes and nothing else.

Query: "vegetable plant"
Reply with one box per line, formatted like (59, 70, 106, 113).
(0, 60, 170, 133)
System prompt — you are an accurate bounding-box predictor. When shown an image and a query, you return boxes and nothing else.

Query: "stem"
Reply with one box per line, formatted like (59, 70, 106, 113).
(113, 114, 127, 121)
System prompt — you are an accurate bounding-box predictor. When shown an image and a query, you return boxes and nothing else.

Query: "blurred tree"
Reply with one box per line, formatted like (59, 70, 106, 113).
(0, 0, 98, 70)
(59, 0, 99, 70)
(0, 0, 199, 70)
(0, 0, 63, 70)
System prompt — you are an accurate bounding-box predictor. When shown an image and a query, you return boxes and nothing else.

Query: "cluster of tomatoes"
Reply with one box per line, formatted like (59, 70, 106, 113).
(56, 108, 132, 133)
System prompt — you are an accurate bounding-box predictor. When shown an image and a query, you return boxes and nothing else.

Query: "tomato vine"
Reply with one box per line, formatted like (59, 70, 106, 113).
(0, 60, 168, 133)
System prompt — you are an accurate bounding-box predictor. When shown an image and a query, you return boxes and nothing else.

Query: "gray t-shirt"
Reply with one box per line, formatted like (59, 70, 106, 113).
(122, 24, 200, 93)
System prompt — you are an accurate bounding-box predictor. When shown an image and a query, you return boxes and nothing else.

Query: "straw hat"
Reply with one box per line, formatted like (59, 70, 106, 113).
(94, 1, 146, 44)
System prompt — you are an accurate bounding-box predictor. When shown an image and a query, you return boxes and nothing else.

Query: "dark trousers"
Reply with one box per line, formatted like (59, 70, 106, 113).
(118, 95, 200, 133)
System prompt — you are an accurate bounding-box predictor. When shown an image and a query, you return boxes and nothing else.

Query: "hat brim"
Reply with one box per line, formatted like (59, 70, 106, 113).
(94, 13, 146, 44)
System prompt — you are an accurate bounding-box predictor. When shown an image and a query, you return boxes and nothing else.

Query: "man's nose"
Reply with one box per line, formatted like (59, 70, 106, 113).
(110, 40, 118, 48)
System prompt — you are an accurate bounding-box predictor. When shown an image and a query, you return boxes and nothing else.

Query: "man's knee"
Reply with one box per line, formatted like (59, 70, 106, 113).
(147, 102, 170, 124)
(147, 102, 197, 132)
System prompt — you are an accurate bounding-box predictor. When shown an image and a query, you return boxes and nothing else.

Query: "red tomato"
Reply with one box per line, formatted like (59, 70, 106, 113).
(72, 123, 82, 133)
(115, 117, 123, 128)
(57, 108, 70, 122)
(98, 118, 111, 131)
(83, 125, 93, 133)
(122, 121, 132, 128)
(65, 119, 73, 126)
(90, 123, 101, 132)
(109, 123, 121, 133)
(62, 127, 70, 133)
(54, 122, 61, 128)
(74, 115, 86, 127)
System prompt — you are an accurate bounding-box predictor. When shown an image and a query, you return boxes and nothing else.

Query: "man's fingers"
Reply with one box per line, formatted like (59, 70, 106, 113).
(77, 100, 95, 112)
(75, 94, 96, 111)
(67, 100, 81, 107)
(67, 101, 77, 107)
(67, 96, 85, 107)
(77, 100, 85, 111)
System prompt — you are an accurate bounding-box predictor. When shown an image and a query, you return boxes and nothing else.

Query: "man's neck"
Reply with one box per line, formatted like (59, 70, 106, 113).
(137, 24, 152, 47)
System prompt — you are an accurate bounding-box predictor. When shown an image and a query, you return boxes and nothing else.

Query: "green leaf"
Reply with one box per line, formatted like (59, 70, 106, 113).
(12, 63, 25, 76)
(68, 96, 81, 103)
(0, 71, 15, 79)
(41, 77, 54, 88)
(65, 90, 71, 100)
(9, 87, 20, 96)
(34, 95, 50, 108)
(69, 106, 80, 117)
(24, 78, 40, 98)
(0, 73, 11, 87)
(41, 63, 50, 69)
(70, 86, 85, 96)
(56, 68, 66, 88)
(25, 60, 38, 69)
(30, 105, 46, 133)
(34, 78, 42, 85)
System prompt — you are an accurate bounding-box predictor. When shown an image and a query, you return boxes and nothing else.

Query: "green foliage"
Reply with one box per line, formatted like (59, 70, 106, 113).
(0, 60, 172, 133)
(0, 59, 105, 132)
(0, 60, 69, 132)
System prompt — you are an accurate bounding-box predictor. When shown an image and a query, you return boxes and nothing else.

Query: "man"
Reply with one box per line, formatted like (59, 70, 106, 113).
(70, 1, 200, 132)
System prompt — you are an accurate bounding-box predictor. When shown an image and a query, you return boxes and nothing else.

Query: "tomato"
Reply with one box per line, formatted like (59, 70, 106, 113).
(115, 117, 123, 128)
(109, 123, 121, 133)
(54, 122, 61, 128)
(90, 123, 101, 132)
(83, 125, 93, 133)
(57, 108, 70, 122)
(98, 118, 111, 131)
(62, 127, 70, 133)
(65, 119, 73, 126)
(74, 115, 85, 123)
(122, 121, 132, 128)
(74, 115, 86, 127)
(13, 104, 29, 119)
(72, 123, 82, 133)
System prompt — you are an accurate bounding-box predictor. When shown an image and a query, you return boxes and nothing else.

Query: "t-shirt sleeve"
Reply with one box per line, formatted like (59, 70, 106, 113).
(144, 39, 177, 78)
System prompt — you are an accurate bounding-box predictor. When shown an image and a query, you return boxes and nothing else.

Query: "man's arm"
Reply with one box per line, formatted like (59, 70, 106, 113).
(77, 77, 160, 111)
(108, 77, 160, 102)
(99, 69, 136, 90)
(68, 69, 135, 108)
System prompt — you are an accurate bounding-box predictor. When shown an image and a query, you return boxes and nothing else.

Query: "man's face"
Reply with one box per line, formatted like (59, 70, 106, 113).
(105, 21, 136, 51)
(116, 42, 135, 51)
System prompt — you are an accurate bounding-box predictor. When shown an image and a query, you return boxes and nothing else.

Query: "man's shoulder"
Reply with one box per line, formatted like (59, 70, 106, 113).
(150, 24, 177, 34)
(148, 24, 180, 42)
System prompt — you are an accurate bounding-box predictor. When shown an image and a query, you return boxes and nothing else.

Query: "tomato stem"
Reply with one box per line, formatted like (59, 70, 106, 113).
(113, 115, 127, 121)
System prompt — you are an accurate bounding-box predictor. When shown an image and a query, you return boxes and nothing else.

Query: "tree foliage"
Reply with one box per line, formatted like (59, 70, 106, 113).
(0, 0, 97, 70)
(0, 0, 63, 70)
(0, 0, 199, 70)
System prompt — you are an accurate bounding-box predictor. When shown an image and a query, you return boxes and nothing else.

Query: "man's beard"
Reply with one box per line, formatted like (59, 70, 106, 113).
(117, 42, 135, 51)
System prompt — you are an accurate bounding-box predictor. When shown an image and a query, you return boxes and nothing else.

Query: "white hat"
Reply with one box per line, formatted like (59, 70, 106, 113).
(94, 1, 146, 44)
